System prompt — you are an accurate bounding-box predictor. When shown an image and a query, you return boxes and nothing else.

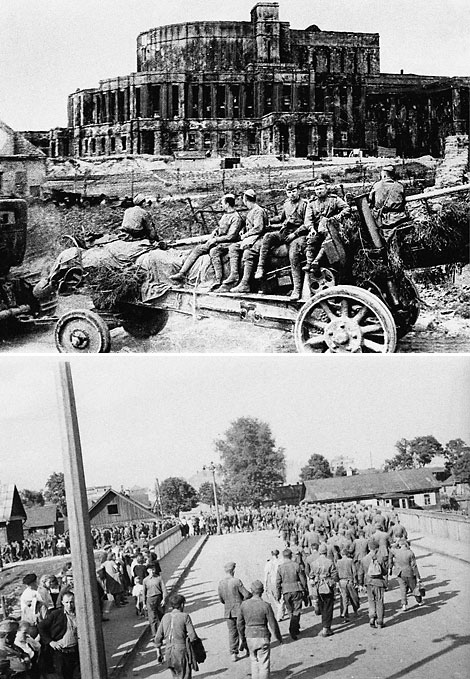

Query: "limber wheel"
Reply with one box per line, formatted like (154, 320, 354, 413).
(294, 285, 397, 354)
(121, 307, 169, 339)
(55, 309, 111, 353)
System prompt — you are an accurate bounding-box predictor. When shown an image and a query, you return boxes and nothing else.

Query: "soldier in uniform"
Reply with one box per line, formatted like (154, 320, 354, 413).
(169, 194, 242, 288)
(275, 548, 307, 640)
(369, 164, 408, 240)
(238, 580, 282, 679)
(254, 182, 308, 300)
(362, 538, 390, 629)
(302, 179, 351, 275)
(309, 542, 339, 637)
(118, 193, 159, 242)
(217, 562, 251, 662)
(220, 189, 268, 293)
(389, 539, 423, 611)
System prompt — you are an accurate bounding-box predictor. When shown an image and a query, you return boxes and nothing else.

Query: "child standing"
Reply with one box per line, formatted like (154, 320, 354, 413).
(132, 576, 145, 616)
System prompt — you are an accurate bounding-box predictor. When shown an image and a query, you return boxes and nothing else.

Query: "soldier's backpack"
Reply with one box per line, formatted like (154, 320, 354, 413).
(367, 557, 382, 577)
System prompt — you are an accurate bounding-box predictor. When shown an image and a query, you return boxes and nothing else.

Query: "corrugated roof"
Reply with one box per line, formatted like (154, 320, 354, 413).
(24, 504, 58, 529)
(0, 484, 27, 523)
(303, 468, 441, 503)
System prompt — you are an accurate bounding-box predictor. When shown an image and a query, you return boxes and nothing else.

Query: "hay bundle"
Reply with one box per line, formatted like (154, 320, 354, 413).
(399, 198, 469, 268)
(87, 262, 145, 311)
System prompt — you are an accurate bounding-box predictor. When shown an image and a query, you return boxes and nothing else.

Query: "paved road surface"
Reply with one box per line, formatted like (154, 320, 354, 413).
(122, 530, 469, 679)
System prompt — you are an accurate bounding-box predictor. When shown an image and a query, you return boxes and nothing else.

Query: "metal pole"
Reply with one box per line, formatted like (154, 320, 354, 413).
(56, 362, 108, 679)
(211, 464, 222, 536)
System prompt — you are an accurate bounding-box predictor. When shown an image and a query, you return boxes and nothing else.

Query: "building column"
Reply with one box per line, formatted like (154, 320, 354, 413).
(226, 85, 233, 118)
(452, 86, 466, 134)
(255, 81, 264, 118)
(326, 124, 334, 157)
(178, 84, 185, 118)
(239, 84, 246, 118)
(140, 84, 149, 118)
(309, 79, 316, 112)
(288, 125, 296, 156)
(198, 84, 204, 119)
(211, 84, 217, 119)
(311, 125, 319, 156)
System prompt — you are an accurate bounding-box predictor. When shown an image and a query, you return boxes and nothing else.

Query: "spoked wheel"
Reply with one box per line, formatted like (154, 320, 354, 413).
(121, 306, 169, 339)
(294, 285, 397, 353)
(395, 274, 421, 339)
(55, 309, 111, 353)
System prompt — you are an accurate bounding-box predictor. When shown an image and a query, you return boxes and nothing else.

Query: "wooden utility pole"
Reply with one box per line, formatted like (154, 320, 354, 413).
(56, 362, 108, 679)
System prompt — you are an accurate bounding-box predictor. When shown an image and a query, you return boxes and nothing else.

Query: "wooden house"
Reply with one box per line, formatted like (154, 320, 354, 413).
(88, 488, 158, 528)
(0, 484, 26, 545)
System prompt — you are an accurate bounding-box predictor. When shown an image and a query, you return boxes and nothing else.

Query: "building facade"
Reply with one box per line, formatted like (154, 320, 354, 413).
(0, 120, 47, 197)
(59, 3, 468, 159)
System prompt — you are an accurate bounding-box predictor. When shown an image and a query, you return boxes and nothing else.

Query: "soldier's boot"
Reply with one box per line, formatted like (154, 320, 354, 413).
(290, 266, 303, 301)
(209, 252, 224, 291)
(219, 249, 240, 290)
(231, 258, 255, 293)
(169, 249, 201, 282)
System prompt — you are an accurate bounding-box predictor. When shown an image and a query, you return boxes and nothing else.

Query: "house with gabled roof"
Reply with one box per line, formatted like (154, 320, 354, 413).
(0, 484, 27, 544)
(88, 488, 158, 527)
(0, 119, 46, 197)
(303, 468, 442, 509)
(23, 504, 64, 536)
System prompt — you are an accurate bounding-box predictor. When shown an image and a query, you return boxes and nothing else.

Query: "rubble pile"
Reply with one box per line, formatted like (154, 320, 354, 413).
(434, 135, 469, 188)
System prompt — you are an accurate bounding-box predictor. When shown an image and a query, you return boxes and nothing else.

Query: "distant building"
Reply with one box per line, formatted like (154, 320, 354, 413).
(303, 468, 442, 509)
(88, 488, 158, 528)
(0, 119, 46, 197)
(0, 484, 26, 545)
(263, 483, 305, 506)
(53, 3, 468, 159)
(23, 504, 64, 536)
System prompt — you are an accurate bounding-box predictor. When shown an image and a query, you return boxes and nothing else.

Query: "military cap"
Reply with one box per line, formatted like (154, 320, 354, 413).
(282, 548, 292, 557)
(318, 543, 328, 554)
(368, 539, 379, 550)
(224, 561, 236, 572)
(271, 549, 280, 556)
(382, 164, 395, 173)
(243, 189, 256, 199)
(0, 619, 19, 634)
(285, 182, 299, 191)
(314, 178, 326, 187)
(223, 193, 236, 201)
(251, 580, 264, 593)
(22, 573, 37, 586)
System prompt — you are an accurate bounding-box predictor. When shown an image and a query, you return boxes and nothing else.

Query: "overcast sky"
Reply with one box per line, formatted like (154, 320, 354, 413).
(0, 356, 468, 493)
(0, 0, 468, 131)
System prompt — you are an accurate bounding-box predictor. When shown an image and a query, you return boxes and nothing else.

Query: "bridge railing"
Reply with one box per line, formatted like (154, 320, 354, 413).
(148, 525, 183, 560)
(398, 508, 470, 543)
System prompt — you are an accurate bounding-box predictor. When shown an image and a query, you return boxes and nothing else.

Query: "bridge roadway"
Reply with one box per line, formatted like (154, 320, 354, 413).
(118, 529, 469, 679)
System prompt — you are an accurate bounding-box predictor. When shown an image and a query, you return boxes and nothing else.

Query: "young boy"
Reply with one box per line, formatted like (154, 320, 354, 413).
(132, 576, 145, 616)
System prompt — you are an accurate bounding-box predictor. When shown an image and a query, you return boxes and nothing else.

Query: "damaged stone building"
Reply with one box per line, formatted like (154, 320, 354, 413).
(57, 2, 469, 159)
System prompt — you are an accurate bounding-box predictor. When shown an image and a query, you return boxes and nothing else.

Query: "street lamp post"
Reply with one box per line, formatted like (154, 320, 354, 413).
(203, 462, 221, 535)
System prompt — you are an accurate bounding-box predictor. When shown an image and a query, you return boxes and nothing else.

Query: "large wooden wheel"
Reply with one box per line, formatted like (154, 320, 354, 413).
(294, 285, 397, 353)
(121, 306, 169, 339)
(55, 309, 111, 353)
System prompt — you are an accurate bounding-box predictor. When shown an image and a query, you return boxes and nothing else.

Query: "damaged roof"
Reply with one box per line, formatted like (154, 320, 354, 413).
(303, 469, 441, 503)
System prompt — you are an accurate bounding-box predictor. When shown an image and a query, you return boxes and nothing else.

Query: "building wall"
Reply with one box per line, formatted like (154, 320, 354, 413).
(90, 493, 157, 527)
(398, 508, 470, 544)
(54, 3, 469, 159)
(0, 157, 46, 197)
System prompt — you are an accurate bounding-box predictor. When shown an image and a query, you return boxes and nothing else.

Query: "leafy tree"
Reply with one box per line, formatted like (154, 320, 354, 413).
(335, 464, 347, 477)
(384, 436, 443, 470)
(43, 472, 67, 516)
(160, 477, 198, 516)
(198, 481, 221, 506)
(451, 450, 470, 483)
(444, 438, 469, 473)
(20, 489, 45, 508)
(300, 454, 332, 481)
(215, 417, 286, 506)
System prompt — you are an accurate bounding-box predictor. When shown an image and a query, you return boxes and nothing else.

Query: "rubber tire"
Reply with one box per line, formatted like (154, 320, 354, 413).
(294, 284, 397, 354)
(121, 307, 169, 339)
(55, 309, 111, 353)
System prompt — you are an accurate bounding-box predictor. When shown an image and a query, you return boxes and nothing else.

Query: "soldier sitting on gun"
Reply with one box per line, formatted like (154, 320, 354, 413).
(302, 179, 351, 275)
(118, 193, 160, 242)
(369, 164, 409, 242)
(220, 189, 269, 293)
(254, 182, 308, 301)
(170, 194, 242, 289)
